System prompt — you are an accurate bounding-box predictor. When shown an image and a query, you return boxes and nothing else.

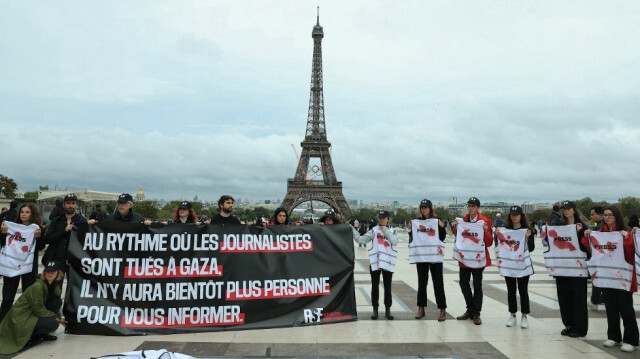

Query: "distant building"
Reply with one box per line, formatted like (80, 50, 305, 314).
(135, 187, 145, 201)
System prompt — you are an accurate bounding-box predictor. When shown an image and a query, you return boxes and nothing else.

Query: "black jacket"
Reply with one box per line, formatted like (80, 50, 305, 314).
(42, 213, 87, 266)
(104, 209, 145, 223)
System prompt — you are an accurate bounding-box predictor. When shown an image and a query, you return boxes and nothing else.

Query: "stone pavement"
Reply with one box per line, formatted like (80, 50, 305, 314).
(2, 231, 638, 359)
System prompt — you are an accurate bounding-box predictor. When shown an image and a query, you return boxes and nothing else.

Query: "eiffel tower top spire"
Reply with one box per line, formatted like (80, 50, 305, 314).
(306, 6, 326, 141)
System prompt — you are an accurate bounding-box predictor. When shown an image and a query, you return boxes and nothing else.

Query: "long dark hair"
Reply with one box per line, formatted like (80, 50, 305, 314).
(15, 204, 42, 226)
(419, 201, 435, 219)
(272, 207, 289, 225)
(506, 212, 530, 230)
(603, 206, 628, 231)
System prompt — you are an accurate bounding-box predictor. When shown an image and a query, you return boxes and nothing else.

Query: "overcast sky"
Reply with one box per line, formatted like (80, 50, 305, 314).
(2, 0, 639, 206)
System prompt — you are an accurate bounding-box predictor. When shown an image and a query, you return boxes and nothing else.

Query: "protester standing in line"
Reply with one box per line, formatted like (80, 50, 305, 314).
(544, 200, 590, 337)
(588, 206, 605, 311)
(0, 204, 45, 322)
(207, 195, 252, 225)
(165, 201, 198, 224)
(101, 193, 150, 224)
(269, 207, 289, 226)
(352, 210, 398, 320)
(495, 206, 535, 329)
(452, 197, 493, 325)
(583, 206, 638, 353)
(407, 199, 447, 321)
(89, 203, 107, 222)
(0, 261, 67, 354)
(42, 194, 87, 271)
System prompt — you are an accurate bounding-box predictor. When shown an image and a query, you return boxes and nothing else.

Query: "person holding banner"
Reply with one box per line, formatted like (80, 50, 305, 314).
(495, 206, 534, 329)
(42, 194, 87, 270)
(452, 197, 493, 325)
(0, 204, 45, 322)
(103, 193, 151, 224)
(407, 199, 447, 321)
(168, 201, 198, 224)
(353, 210, 398, 320)
(269, 207, 290, 225)
(582, 206, 638, 353)
(543, 200, 589, 338)
(0, 261, 67, 354)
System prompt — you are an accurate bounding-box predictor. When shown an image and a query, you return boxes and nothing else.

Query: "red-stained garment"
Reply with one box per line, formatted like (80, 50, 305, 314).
(582, 224, 637, 292)
(453, 213, 493, 268)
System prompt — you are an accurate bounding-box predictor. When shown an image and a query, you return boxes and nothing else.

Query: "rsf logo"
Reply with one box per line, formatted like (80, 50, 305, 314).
(303, 308, 323, 323)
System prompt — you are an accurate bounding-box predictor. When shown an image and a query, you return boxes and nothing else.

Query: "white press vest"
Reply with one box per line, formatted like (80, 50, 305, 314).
(586, 231, 633, 290)
(495, 228, 533, 278)
(409, 219, 444, 264)
(452, 219, 487, 268)
(368, 226, 397, 272)
(543, 225, 588, 277)
(0, 221, 39, 277)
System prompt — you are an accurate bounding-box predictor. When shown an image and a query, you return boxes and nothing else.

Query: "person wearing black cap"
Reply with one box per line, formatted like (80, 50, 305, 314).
(319, 210, 340, 225)
(169, 201, 198, 224)
(0, 261, 67, 354)
(495, 205, 535, 329)
(452, 197, 493, 325)
(353, 210, 398, 320)
(89, 204, 107, 222)
(103, 193, 148, 224)
(407, 199, 447, 321)
(544, 200, 590, 338)
(42, 194, 87, 270)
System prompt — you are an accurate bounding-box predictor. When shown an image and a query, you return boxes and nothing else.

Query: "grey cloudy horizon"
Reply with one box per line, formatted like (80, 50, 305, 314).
(2, 1, 639, 206)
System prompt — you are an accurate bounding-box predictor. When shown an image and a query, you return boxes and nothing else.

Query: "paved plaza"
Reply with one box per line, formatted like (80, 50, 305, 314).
(1, 230, 639, 359)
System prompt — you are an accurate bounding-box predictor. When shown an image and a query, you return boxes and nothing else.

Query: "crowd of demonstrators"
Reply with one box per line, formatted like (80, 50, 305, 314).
(0, 261, 67, 354)
(582, 206, 638, 352)
(452, 197, 493, 325)
(0, 204, 45, 322)
(407, 199, 447, 321)
(352, 210, 398, 320)
(495, 206, 535, 329)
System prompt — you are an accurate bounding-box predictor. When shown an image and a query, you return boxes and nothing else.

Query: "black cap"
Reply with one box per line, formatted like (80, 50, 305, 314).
(467, 197, 481, 206)
(378, 210, 390, 218)
(509, 206, 523, 215)
(117, 193, 133, 203)
(178, 201, 192, 210)
(63, 194, 78, 202)
(43, 261, 60, 272)
(561, 200, 576, 209)
(419, 199, 432, 208)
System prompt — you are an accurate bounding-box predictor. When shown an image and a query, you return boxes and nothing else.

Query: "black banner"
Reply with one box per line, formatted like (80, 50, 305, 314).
(63, 223, 356, 335)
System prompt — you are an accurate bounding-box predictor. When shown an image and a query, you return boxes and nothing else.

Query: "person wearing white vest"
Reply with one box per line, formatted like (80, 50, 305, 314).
(545, 200, 590, 338)
(495, 206, 535, 329)
(353, 210, 398, 320)
(583, 206, 638, 353)
(452, 197, 493, 326)
(0, 204, 45, 322)
(407, 199, 447, 321)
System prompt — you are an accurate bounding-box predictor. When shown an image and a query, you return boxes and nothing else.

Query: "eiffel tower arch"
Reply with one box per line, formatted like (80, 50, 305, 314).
(281, 9, 352, 219)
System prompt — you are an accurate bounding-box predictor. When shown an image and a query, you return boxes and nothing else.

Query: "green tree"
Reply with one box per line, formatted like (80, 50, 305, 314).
(24, 191, 38, 201)
(133, 201, 159, 219)
(391, 208, 411, 226)
(434, 207, 453, 221)
(0, 174, 18, 198)
(39, 185, 49, 191)
(617, 197, 640, 218)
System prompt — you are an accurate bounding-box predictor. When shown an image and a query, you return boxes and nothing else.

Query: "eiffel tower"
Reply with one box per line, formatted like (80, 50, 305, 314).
(281, 9, 352, 219)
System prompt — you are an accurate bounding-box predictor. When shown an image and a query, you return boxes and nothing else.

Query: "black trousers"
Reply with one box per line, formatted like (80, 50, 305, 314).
(32, 297, 63, 337)
(0, 273, 37, 322)
(370, 267, 393, 309)
(602, 288, 639, 346)
(416, 262, 447, 309)
(590, 283, 604, 304)
(556, 276, 588, 335)
(505, 276, 530, 314)
(459, 267, 484, 316)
